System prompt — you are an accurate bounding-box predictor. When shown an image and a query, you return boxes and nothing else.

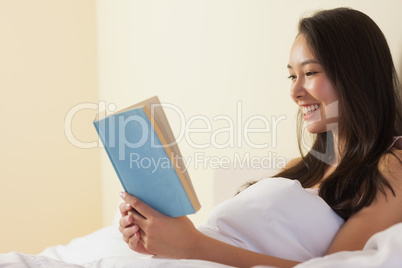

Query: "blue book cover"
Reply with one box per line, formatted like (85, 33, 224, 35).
(93, 96, 200, 217)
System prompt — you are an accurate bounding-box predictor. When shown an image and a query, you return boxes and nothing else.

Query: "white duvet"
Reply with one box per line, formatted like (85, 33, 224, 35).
(1, 178, 402, 267)
(0, 225, 236, 268)
(1, 223, 402, 268)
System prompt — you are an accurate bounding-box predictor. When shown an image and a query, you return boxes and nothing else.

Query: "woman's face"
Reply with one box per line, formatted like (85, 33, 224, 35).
(288, 34, 339, 134)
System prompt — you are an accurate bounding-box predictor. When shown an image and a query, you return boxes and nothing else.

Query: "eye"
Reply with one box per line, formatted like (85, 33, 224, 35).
(306, 71, 317, 76)
(288, 75, 296, 81)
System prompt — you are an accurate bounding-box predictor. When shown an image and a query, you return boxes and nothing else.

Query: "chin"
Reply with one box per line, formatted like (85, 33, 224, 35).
(304, 124, 325, 134)
(304, 120, 338, 134)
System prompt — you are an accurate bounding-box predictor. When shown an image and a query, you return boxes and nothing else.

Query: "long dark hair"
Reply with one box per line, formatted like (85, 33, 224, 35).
(273, 8, 402, 219)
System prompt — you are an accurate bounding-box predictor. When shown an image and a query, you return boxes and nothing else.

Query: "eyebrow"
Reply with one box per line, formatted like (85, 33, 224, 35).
(287, 59, 319, 69)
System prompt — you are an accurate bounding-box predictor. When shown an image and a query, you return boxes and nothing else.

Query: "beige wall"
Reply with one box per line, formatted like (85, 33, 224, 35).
(0, 0, 101, 253)
(1, 0, 402, 255)
(97, 0, 402, 227)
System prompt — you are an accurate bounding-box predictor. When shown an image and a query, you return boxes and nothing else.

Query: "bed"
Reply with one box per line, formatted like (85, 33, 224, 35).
(1, 223, 402, 268)
(1, 167, 402, 268)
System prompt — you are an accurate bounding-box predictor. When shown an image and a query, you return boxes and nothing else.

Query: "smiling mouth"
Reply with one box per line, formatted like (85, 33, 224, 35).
(302, 104, 320, 116)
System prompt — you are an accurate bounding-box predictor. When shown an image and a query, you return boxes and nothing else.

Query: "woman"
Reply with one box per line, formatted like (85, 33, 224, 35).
(119, 7, 402, 268)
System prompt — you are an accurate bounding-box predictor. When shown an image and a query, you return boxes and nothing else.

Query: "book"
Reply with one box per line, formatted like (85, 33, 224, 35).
(93, 96, 200, 217)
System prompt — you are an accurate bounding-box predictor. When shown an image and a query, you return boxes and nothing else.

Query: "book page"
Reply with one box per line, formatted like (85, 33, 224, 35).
(143, 98, 200, 208)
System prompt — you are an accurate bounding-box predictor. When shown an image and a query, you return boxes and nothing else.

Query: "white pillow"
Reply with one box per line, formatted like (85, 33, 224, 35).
(198, 177, 345, 262)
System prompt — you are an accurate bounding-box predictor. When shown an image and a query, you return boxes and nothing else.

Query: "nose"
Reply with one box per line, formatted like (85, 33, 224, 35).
(290, 79, 306, 101)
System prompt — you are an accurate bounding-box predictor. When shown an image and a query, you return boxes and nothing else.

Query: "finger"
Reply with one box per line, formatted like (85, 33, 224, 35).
(122, 224, 140, 242)
(119, 214, 133, 230)
(122, 225, 139, 240)
(137, 228, 146, 244)
(127, 209, 147, 219)
(119, 202, 132, 216)
(120, 192, 160, 219)
(126, 209, 147, 229)
(128, 229, 143, 250)
(119, 221, 131, 234)
(130, 210, 147, 227)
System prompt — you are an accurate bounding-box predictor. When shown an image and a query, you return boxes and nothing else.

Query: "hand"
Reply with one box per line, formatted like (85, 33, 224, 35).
(118, 193, 299, 267)
(118, 192, 201, 258)
(119, 200, 152, 255)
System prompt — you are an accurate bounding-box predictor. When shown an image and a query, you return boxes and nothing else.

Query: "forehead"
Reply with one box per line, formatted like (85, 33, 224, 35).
(288, 34, 318, 66)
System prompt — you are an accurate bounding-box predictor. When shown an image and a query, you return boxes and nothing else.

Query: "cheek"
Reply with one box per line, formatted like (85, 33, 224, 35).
(316, 82, 339, 119)
(325, 101, 339, 119)
(323, 82, 338, 103)
(308, 80, 338, 104)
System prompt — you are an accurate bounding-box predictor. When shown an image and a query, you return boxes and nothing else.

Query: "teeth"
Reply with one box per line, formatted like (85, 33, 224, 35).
(303, 104, 319, 115)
